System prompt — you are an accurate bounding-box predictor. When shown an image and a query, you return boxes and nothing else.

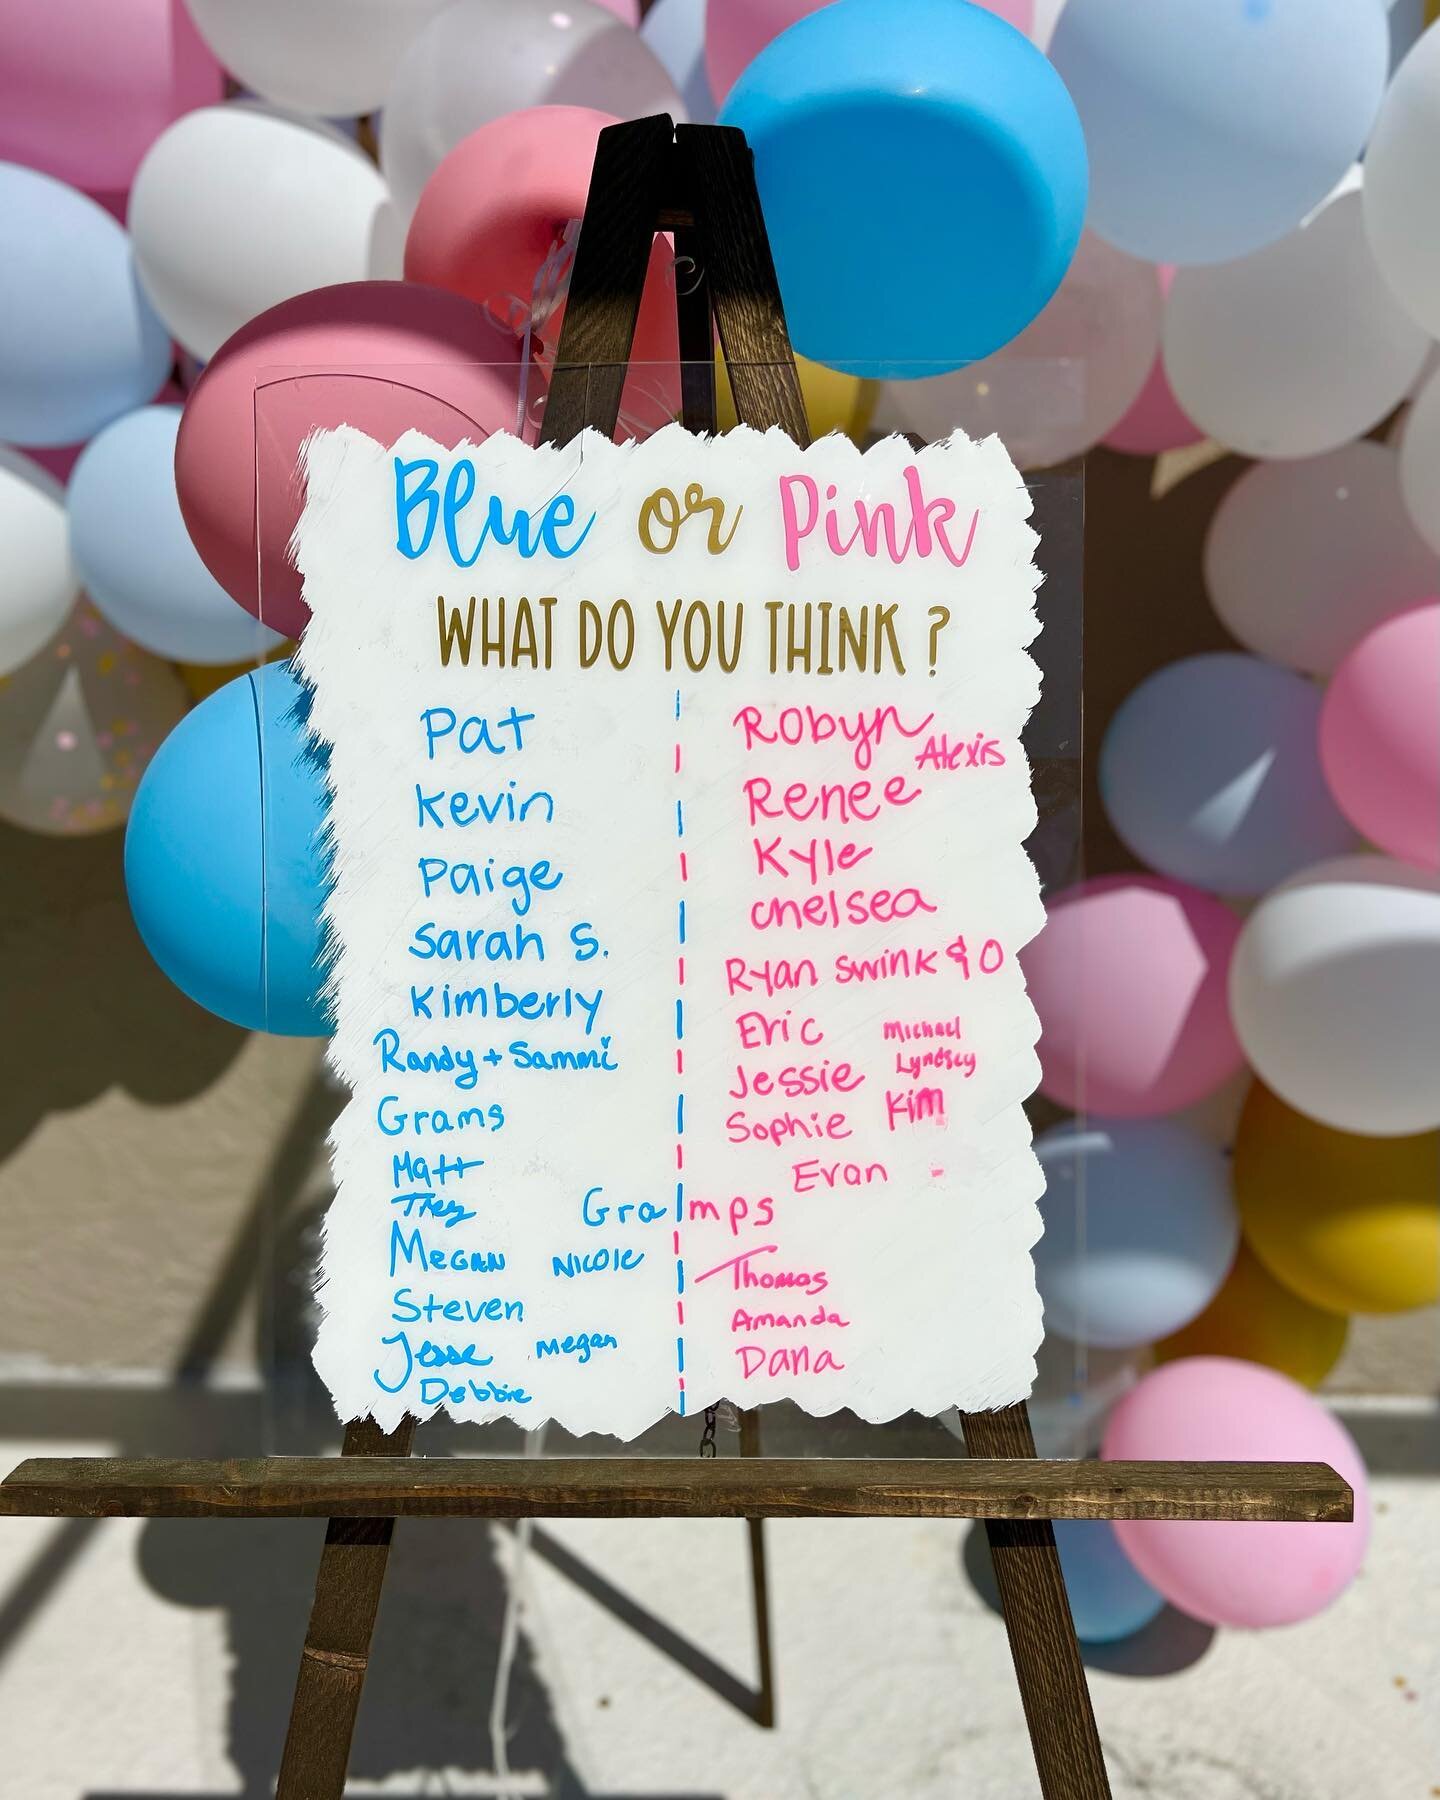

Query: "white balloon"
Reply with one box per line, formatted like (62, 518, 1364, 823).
(1229, 855, 1440, 1136)
(1205, 442, 1440, 674)
(129, 102, 390, 359)
(1400, 365, 1440, 559)
(876, 234, 1160, 470)
(1365, 20, 1440, 337)
(182, 0, 449, 117)
(1165, 178, 1431, 459)
(0, 447, 78, 676)
(381, 0, 685, 219)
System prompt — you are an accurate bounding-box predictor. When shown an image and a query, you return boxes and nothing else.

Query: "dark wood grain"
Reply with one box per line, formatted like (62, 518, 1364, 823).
(0, 1454, 1353, 1522)
(677, 123, 810, 444)
(963, 1406, 1110, 1799)
(274, 1415, 415, 1800)
(539, 112, 675, 447)
(738, 1409, 777, 1728)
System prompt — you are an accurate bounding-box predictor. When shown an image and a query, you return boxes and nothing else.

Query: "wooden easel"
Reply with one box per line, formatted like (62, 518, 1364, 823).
(0, 117, 1352, 1800)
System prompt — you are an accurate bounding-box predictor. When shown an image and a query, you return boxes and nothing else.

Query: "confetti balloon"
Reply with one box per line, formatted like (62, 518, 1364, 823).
(1021, 875, 1245, 1117)
(877, 233, 1160, 468)
(0, 447, 78, 677)
(1229, 855, 1440, 1136)
(0, 598, 188, 836)
(0, 0, 222, 194)
(1164, 179, 1430, 459)
(1155, 1242, 1348, 1389)
(1399, 365, 1440, 559)
(1106, 1358, 1370, 1629)
(1320, 603, 1440, 870)
(1049, 0, 1388, 265)
(1099, 654, 1354, 895)
(382, 0, 685, 219)
(130, 104, 391, 361)
(1363, 21, 1440, 338)
(1033, 1119, 1239, 1349)
(182, 0, 449, 118)
(1204, 442, 1440, 675)
(125, 664, 328, 1035)
(0, 162, 172, 447)
(1234, 1082, 1439, 1316)
(70, 406, 285, 666)
(174, 281, 534, 639)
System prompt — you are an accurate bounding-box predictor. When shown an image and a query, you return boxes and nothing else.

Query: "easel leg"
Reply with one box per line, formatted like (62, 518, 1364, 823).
(960, 1403, 1111, 1800)
(738, 1408, 777, 1729)
(276, 1415, 416, 1800)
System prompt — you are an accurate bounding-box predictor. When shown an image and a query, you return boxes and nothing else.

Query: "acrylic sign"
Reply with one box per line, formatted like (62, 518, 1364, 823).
(295, 424, 1046, 1437)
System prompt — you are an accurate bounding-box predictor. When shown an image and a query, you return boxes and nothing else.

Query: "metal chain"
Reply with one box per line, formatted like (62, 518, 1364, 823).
(699, 1404, 719, 1457)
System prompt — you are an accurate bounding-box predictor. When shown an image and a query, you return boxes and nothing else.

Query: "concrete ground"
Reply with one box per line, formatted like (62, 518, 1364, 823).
(0, 1391, 1435, 1800)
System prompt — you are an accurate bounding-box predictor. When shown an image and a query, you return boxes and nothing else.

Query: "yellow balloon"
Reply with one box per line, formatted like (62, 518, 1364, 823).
(1155, 1241, 1348, 1388)
(715, 349, 877, 442)
(1234, 1083, 1440, 1315)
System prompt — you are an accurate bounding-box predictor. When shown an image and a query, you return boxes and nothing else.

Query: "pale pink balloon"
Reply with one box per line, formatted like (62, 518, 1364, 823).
(1320, 602, 1440, 870)
(1104, 263, 1201, 456)
(405, 103, 679, 397)
(1102, 354, 1202, 455)
(0, 0, 223, 194)
(1105, 1358, 1370, 1629)
(707, 0, 1034, 105)
(175, 282, 534, 640)
(593, 0, 642, 20)
(1020, 874, 1245, 1116)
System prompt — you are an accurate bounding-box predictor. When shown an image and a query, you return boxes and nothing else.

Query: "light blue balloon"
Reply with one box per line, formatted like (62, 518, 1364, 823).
(641, 0, 715, 126)
(1054, 1520, 1166, 1644)
(1034, 1120, 1238, 1350)
(70, 405, 285, 665)
(1050, 0, 1388, 265)
(719, 0, 1087, 378)
(1099, 653, 1354, 897)
(125, 664, 328, 1036)
(0, 162, 172, 447)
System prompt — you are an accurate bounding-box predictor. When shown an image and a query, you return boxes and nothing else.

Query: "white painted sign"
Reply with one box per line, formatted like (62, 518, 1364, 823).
(294, 423, 1046, 1437)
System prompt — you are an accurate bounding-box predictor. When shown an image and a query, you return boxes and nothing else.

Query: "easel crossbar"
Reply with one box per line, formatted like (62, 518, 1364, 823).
(0, 1456, 1353, 1523)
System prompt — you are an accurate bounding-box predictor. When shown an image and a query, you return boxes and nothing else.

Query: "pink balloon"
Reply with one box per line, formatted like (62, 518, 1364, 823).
(0, 0, 223, 194)
(593, 0, 642, 20)
(1103, 264, 1201, 456)
(176, 282, 534, 640)
(1102, 354, 1202, 455)
(1104, 1358, 1369, 1628)
(1021, 874, 1244, 1116)
(405, 103, 679, 400)
(1319, 602, 1440, 870)
(706, 0, 1034, 105)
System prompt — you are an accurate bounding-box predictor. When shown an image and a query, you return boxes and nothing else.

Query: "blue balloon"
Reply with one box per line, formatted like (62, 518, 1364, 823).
(125, 665, 328, 1036)
(1099, 653, 1354, 897)
(0, 162, 172, 447)
(719, 0, 1087, 378)
(70, 405, 286, 665)
(1049, 0, 1388, 265)
(1033, 1120, 1238, 1350)
(1054, 1520, 1166, 1644)
(641, 0, 715, 126)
